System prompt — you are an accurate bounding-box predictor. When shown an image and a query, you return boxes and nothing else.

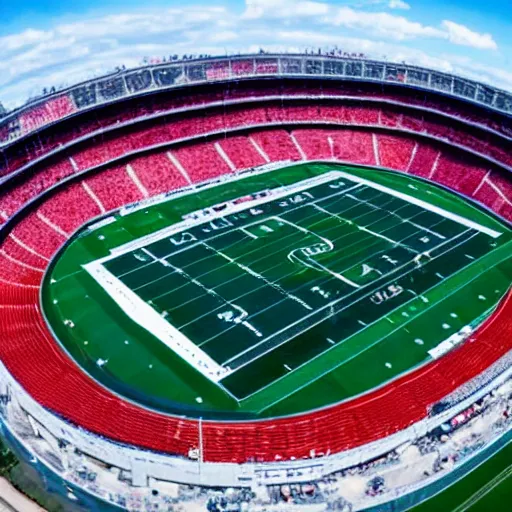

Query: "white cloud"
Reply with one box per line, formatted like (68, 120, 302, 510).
(243, 0, 329, 19)
(0, 1, 506, 109)
(388, 0, 410, 9)
(325, 8, 443, 40)
(441, 20, 497, 50)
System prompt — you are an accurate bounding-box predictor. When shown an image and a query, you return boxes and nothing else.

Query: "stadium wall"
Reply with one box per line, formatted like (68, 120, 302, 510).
(1, 351, 511, 490)
(1, 54, 511, 147)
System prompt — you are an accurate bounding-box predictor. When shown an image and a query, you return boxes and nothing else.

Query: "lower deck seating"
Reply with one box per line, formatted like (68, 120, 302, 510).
(130, 153, 190, 195)
(0, 121, 511, 463)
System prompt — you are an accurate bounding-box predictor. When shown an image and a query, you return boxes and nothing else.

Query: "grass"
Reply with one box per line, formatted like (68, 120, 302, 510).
(42, 162, 512, 419)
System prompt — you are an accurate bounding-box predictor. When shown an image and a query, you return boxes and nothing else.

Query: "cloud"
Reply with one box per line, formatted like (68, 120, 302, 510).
(441, 20, 497, 50)
(0, 1, 506, 109)
(325, 8, 443, 40)
(388, 0, 410, 9)
(243, 0, 329, 19)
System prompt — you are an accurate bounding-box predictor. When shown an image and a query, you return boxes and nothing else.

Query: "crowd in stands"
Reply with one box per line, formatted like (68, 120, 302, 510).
(0, 55, 510, 473)
(2, 375, 510, 511)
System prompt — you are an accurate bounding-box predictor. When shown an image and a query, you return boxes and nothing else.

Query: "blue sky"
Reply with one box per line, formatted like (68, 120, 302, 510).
(0, 0, 511, 109)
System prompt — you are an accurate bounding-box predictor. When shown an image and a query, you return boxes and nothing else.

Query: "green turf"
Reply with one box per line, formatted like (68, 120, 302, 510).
(41, 163, 512, 419)
(410, 437, 512, 512)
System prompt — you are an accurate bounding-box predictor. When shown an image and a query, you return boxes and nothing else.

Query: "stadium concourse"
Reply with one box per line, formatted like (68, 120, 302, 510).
(0, 55, 511, 509)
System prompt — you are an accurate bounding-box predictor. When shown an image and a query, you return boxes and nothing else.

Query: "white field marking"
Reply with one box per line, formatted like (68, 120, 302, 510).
(451, 465, 512, 512)
(405, 143, 418, 173)
(284, 364, 292, 371)
(428, 151, 442, 179)
(332, 169, 502, 238)
(125, 186, 364, 287)
(115, 179, 361, 284)
(69, 156, 79, 172)
(240, 227, 258, 239)
(82, 182, 106, 214)
(202, 240, 313, 311)
(103, 171, 347, 261)
(327, 338, 335, 344)
(473, 170, 492, 197)
(165, 206, 438, 319)
(313, 203, 405, 248)
(36, 212, 69, 238)
(84, 258, 228, 382)
(485, 177, 512, 207)
(327, 136, 335, 159)
(0, 249, 44, 272)
(345, 192, 446, 241)
(278, 215, 360, 289)
(121, 181, 447, 325)
(126, 164, 149, 198)
(145, 198, 405, 312)
(0, 277, 39, 288)
(290, 133, 307, 160)
(221, 228, 476, 371)
(251, 233, 495, 409)
(372, 133, 380, 166)
(167, 151, 192, 185)
(9, 234, 49, 262)
(249, 136, 270, 163)
(214, 142, 236, 171)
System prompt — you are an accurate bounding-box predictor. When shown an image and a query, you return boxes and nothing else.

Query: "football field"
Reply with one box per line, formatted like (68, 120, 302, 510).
(42, 163, 512, 418)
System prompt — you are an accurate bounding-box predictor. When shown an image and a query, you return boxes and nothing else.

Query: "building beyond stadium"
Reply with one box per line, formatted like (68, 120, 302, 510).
(0, 54, 511, 511)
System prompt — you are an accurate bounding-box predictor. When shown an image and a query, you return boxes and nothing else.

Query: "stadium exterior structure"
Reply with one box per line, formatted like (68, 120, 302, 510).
(0, 54, 511, 510)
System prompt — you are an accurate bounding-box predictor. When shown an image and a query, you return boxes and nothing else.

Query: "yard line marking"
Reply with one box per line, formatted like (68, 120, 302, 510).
(202, 241, 313, 311)
(345, 193, 446, 241)
(9, 234, 49, 262)
(278, 216, 360, 289)
(428, 151, 442, 179)
(84, 253, 227, 382)
(0, 249, 44, 272)
(169, 208, 442, 317)
(473, 170, 491, 197)
(249, 136, 270, 163)
(126, 164, 149, 198)
(314, 204, 405, 248)
(253, 243, 494, 410)
(167, 151, 193, 184)
(332, 169, 502, 238)
(372, 133, 380, 166)
(451, 465, 512, 512)
(405, 143, 418, 173)
(107, 171, 352, 260)
(82, 182, 106, 214)
(36, 212, 69, 238)
(214, 142, 236, 171)
(240, 227, 258, 239)
(290, 133, 307, 160)
(122, 186, 351, 281)
(124, 182, 458, 324)
(220, 229, 476, 370)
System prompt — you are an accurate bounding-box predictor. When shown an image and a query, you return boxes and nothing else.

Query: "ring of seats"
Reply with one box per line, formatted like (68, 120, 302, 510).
(0, 85, 511, 464)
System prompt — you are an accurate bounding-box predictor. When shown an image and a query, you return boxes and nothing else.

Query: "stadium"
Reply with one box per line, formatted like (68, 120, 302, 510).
(0, 53, 511, 511)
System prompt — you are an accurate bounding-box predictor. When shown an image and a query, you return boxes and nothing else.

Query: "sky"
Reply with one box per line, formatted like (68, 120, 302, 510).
(0, 0, 511, 110)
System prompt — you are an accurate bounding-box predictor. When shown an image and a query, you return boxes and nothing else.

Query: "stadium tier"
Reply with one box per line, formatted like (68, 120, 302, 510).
(0, 54, 511, 511)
